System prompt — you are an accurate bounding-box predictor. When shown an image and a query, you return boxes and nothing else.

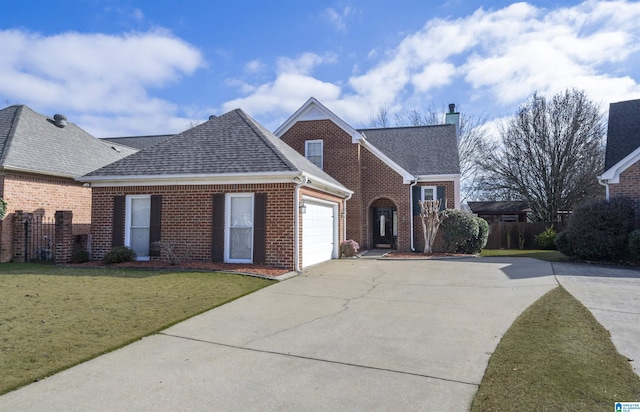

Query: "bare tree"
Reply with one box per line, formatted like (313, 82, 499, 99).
(419, 199, 443, 254)
(480, 89, 605, 221)
(369, 105, 392, 128)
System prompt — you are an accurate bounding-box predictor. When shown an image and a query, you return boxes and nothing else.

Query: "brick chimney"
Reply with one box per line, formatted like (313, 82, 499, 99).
(445, 103, 460, 138)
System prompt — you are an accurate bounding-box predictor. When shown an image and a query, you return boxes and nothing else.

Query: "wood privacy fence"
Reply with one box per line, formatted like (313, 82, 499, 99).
(485, 221, 567, 250)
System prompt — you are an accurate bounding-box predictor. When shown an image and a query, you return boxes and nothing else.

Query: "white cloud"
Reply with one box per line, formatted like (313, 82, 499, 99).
(0, 28, 204, 134)
(245, 59, 266, 74)
(323, 6, 353, 33)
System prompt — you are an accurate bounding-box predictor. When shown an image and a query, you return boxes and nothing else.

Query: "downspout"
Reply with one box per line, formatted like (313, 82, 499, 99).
(598, 177, 610, 201)
(293, 174, 308, 273)
(409, 178, 418, 252)
(342, 192, 352, 242)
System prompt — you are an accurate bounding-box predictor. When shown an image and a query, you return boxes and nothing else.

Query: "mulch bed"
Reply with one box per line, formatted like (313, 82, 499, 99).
(68, 260, 291, 278)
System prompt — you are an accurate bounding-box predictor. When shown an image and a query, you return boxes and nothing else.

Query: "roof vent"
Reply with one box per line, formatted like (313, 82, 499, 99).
(53, 114, 67, 128)
(209, 115, 217, 120)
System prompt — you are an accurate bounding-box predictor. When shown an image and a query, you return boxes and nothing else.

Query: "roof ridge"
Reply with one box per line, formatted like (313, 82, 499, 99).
(234, 109, 297, 171)
(358, 123, 453, 132)
(0, 105, 24, 166)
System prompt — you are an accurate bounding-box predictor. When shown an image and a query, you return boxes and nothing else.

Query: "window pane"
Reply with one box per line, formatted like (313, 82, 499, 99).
(423, 188, 434, 200)
(130, 228, 150, 256)
(230, 227, 252, 259)
(230, 197, 253, 228)
(131, 198, 150, 227)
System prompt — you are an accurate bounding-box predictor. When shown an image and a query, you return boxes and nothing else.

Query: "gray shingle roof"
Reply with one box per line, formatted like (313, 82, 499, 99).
(0, 105, 137, 178)
(604, 99, 640, 171)
(358, 124, 460, 176)
(83, 109, 345, 188)
(102, 135, 174, 150)
(468, 201, 531, 214)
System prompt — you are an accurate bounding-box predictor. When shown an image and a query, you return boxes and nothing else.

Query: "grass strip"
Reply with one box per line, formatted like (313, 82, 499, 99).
(471, 286, 640, 411)
(0, 263, 273, 395)
(480, 249, 567, 262)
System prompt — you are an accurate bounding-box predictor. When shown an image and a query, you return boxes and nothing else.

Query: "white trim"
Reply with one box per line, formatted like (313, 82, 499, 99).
(598, 145, 640, 185)
(224, 193, 255, 264)
(78, 171, 300, 185)
(274, 97, 365, 143)
(415, 174, 461, 182)
(125, 195, 151, 261)
(305, 139, 324, 170)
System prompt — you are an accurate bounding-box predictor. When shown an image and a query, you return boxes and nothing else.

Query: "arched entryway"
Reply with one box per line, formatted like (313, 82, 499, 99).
(370, 198, 398, 250)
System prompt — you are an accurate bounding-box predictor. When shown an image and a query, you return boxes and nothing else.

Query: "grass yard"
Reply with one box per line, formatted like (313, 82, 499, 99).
(481, 248, 567, 262)
(471, 286, 640, 410)
(0, 263, 274, 395)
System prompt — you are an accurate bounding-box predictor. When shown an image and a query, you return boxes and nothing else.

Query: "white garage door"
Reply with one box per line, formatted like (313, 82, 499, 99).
(302, 200, 337, 268)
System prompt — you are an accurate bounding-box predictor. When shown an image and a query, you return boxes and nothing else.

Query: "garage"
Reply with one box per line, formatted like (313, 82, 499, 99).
(302, 198, 338, 268)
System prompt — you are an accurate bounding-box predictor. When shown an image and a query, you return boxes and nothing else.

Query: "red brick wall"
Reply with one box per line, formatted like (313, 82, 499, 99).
(0, 172, 92, 262)
(91, 183, 346, 270)
(280, 120, 363, 246)
(609, 161, 640, 200)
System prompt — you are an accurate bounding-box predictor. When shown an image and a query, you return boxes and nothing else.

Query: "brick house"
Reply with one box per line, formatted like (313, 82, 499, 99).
(598, 99, 640, 208)
(0, 105, 136, 262)
(275, 97, 460, 252)
(78, 108, 352, 271)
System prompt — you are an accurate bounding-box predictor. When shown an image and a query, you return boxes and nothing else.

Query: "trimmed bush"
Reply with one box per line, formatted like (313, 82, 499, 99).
(0, 198, 6, 220)
(102, 246, 137, 264)
(628, 230, 640, 262)
(340, 239, 359, 257)
(555, 230, 573, 256)
(73, 249, 90, 263)
(440, 209, 480, 253)
(467, 217, 489, 253)
(535, 227, 557, 250)
(561, 198, 635, 261)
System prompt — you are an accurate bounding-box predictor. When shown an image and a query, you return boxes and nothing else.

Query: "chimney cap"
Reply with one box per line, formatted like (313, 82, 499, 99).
(448, 104, 456, 114)
(53, 114, 67, 128)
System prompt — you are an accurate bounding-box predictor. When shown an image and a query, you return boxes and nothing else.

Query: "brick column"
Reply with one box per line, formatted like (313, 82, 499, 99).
(55, 211, 74, 264)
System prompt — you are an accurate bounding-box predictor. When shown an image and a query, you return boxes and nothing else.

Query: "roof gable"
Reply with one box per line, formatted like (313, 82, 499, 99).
(274, 97, 364, 143)
(81, 108, 348, 194)
(604, 99, 640, 171)
(359, 125, 460, 177)
(0, 105, 137, 178)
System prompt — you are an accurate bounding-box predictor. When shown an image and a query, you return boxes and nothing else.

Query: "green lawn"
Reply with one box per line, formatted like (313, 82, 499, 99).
(471, 286, 640, 410)
(0, 263, 274, 395)
(481, 248, 567, 262)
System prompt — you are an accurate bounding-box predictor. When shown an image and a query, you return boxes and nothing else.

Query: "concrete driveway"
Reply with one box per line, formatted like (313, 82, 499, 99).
(554, 262, 640, 376)
(1, 257, 559, 411)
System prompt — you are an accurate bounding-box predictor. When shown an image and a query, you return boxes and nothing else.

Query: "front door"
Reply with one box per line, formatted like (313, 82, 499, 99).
(373, 207, 396, 249)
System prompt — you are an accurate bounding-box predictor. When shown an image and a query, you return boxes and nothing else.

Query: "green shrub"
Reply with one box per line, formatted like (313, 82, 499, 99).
(535, 227, 557, 250)
(102, 246, 136, 264)
(555, 230, 573, 256)
(73, 249, 90, 263)
(440, 209, 480, 253)
(562, 198, 634, 261)
(0, 198, 6, 220)
(628, 230, 640, 262)
(467, 217, 489, 253)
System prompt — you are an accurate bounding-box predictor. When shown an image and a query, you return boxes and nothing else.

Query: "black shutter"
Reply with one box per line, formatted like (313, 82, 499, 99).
(149, 195, 162, 257)
(253, 193, 267, 264)
(412, 186, 421, 216)
(112, 196, 125, 247)
(212, 194, 225, 261)
(437, 186, 446, 211)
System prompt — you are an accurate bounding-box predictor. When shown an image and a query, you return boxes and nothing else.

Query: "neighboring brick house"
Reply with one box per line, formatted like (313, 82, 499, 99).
(0, 105, 136, 262)
(78, 109, 352, 271)
(275, 97, 460, 252)
(598, 99, 640, 209)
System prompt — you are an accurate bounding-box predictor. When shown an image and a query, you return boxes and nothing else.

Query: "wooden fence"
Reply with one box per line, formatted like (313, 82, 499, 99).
(485, 221, 567, 250)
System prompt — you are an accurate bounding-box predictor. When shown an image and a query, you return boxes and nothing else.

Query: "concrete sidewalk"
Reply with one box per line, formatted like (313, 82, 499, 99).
(554, 262, 640, 376)
(1, 257, 557, 411)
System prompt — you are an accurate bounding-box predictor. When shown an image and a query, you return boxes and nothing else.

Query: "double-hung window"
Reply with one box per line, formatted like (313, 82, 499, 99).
(421, 186, 437, 202)
(305, 140, 323, 169)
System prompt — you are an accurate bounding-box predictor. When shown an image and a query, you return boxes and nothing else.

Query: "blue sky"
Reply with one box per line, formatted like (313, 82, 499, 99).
(1, 0, 640, 137)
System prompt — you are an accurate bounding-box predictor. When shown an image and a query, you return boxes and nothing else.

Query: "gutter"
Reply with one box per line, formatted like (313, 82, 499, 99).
(342, 192, 352, 242)
(409, 178, 418, 252)
(293, 174, 309, 273)
(597, 176, 610, 201)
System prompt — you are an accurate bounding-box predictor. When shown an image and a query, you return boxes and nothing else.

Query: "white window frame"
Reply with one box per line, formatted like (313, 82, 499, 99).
(305, 139, 324, 169)
(421, 186, 437, 201)
(125, 194, 151, 261)
(224, 193, 254, 264)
